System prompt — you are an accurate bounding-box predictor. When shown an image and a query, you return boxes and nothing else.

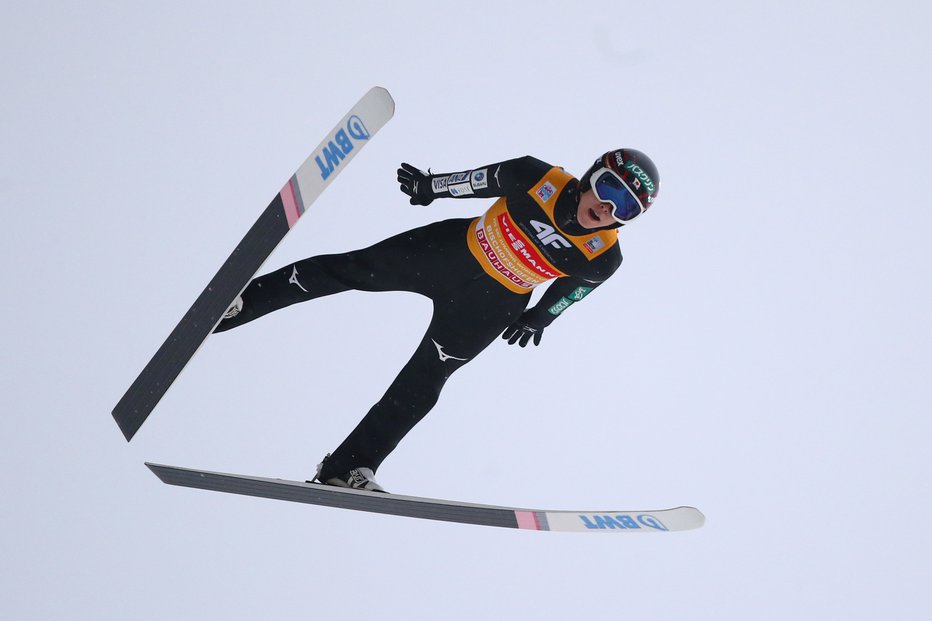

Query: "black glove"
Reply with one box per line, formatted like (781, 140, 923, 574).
(501, 314, 546, 347)
(397, 162, 434, 206)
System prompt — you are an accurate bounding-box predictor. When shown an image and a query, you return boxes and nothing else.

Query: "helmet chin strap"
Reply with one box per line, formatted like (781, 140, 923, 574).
(556, 182, 588, 236)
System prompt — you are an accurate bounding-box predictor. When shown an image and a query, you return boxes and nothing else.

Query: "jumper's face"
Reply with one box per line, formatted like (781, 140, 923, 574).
(577, 189, 615, 230)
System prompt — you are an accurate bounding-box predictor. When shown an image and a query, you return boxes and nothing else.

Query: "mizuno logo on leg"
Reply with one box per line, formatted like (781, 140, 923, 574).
(432, 339, 468, 362)
(289, 266, 308, 293)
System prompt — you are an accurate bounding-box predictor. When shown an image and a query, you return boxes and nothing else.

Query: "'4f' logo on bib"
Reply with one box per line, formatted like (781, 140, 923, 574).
(530, 220, 570, 249)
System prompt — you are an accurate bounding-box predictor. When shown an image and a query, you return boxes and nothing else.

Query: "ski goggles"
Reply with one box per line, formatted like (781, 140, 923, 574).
(589, 168, 645, 223)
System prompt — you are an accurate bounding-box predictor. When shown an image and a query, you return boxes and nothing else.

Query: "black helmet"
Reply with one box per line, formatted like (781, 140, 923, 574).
(579, 149, 660, 224)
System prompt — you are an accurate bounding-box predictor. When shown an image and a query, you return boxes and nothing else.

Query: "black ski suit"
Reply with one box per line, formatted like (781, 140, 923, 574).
(214, 156, 622, 479)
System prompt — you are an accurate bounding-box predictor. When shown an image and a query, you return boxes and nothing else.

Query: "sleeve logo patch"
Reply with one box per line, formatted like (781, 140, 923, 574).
(548, 297, 573, 315)
(432, 177, 449, 193)
(449, 182, 473, 196)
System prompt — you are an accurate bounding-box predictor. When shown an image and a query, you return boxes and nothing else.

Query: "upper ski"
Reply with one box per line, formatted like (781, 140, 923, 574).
(111, 87, 395, 441)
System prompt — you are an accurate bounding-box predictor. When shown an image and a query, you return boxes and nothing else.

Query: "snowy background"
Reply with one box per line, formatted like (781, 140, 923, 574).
(2, 1, 930, 619)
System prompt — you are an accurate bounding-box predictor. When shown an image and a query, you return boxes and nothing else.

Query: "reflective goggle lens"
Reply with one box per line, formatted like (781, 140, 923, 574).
(592, 170, 643, 222)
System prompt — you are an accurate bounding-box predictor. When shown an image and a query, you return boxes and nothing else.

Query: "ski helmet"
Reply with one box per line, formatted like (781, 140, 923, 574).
(579, 149, 660, 225)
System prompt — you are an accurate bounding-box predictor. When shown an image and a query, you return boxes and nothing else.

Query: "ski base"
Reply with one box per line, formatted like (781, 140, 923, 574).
(146, 463, 705, 533)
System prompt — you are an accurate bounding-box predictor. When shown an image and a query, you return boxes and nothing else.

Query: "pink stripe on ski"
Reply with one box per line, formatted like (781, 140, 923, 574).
(280, 177, 301, 228)
(515, 511, 542, 530)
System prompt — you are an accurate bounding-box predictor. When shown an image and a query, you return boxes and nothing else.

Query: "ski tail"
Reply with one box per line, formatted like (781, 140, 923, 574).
(112, 87, 395, 441)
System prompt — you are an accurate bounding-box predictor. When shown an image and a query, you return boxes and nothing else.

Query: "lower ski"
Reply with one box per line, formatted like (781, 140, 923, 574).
(112, 87, 395, 441)
(146, 463, 705, 533)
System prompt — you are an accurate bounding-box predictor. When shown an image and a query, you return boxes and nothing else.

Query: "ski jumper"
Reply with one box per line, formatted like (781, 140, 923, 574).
(214, 156, 622, 478)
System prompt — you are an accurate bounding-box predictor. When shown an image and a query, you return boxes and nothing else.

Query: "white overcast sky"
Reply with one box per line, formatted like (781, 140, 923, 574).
(2, 1, 930, 619)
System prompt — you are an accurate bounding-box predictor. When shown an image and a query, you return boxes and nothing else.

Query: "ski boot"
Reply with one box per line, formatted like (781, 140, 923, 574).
(314, 454, 387, 493)
(222, 295, 243, 319)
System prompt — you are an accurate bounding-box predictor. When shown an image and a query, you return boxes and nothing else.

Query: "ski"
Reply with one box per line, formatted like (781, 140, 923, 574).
(146, 463, 705, 533)
(112, 87, 395, 441)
